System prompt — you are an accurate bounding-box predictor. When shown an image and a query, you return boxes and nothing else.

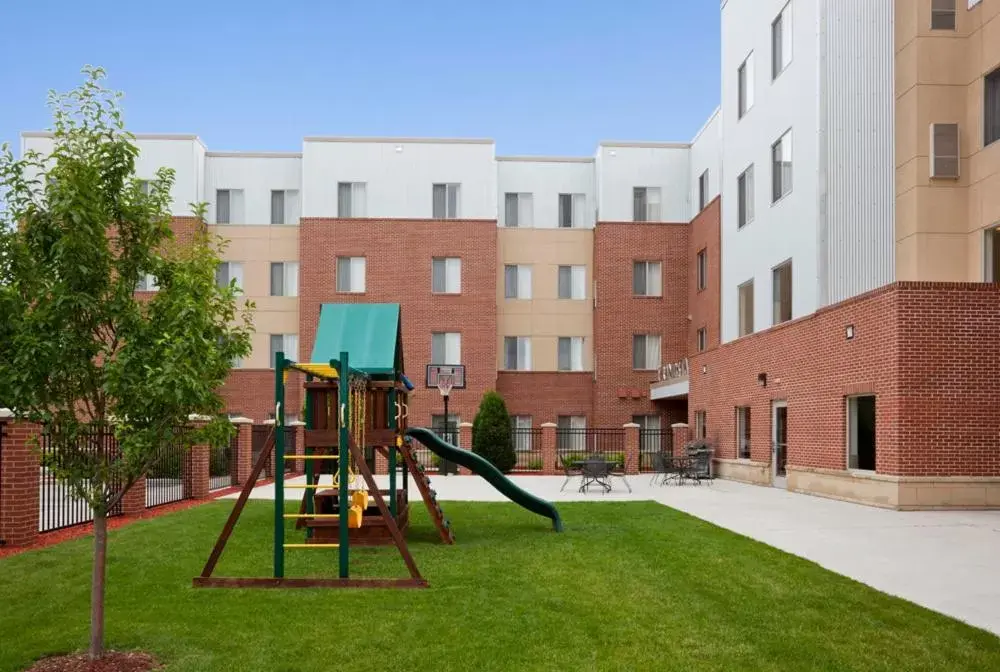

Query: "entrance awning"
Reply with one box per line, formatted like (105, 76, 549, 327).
(651, 379, 689, 400)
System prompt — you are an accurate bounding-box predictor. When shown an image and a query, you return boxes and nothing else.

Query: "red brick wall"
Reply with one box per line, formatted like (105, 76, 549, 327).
(170, 216, 203, 245)
(689, 198, 721, 353)
(220, 370, 280, 422)
(689, 282, 1000, 477)
(496, 372, 594, 425)
(299, 218, 497, 429)
(593, 222, 689, 426)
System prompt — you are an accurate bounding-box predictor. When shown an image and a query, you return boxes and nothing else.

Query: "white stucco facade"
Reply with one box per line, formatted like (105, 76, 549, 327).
(595, 143, 691, 223)
(204, 153, 302, 225)
(495, 158, 596, 229)
(689, 109, 722, 219)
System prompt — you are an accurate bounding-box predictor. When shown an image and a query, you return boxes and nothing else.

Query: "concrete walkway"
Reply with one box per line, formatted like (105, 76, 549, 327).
(227, 472, 1000, 636)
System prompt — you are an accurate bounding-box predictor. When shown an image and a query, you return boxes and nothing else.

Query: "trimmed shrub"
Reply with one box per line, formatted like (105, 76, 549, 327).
(471, 391, 516, 473)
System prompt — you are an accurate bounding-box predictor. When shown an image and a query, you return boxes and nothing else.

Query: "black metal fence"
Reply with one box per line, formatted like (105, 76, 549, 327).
(639, 429, 673, 472)
(251, 425, 270, 478)
(146, 430, 186, 508)
(282, 426, 296, 474)
(556, 428, 626, 468)
(411, 425, 459, 472)
(39, 426, 124, 533)
(209, 433, 237, 491)
(512, 427, 543, 472)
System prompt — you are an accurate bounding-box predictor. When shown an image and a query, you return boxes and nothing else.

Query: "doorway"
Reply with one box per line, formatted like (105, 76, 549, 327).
(771, 401, 788, 488)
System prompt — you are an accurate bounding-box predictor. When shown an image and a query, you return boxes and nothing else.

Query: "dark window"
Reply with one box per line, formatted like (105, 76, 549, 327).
(772, 261, 792, 324)
(986, 68, 1000, 147)
(696, 327, 707, 352)
(698, 171, 709, 211)
(270, 190, 285, 225)
(848, 396, 877, 471)
(736, 407, 751, 459)
(696, 249, 708, 291)
(930, 0, 956, 30)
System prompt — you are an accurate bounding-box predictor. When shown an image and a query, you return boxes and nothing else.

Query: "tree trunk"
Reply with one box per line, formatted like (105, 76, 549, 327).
(89, 509, 107, 660)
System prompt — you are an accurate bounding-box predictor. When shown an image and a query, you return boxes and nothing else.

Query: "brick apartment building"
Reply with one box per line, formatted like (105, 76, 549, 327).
(17, 0, 1000, 509)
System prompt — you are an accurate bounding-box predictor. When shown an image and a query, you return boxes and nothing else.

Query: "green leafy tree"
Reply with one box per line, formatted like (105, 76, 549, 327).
(0, 67, 253, 661)
(471, 390, 516, 473)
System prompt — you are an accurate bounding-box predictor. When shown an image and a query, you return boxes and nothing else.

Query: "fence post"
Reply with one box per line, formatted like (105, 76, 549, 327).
(231, 417, 254, 486)
(540, 422, 557, 475)
(120, 476, 146, 517)
(288, 420, 306, 474)
(671, 423, 690, 457)
(183, 416, 211, 500)
(457, 422, 473, 475)
(623, 423, 640, 475)
(0, 417, 41, 548)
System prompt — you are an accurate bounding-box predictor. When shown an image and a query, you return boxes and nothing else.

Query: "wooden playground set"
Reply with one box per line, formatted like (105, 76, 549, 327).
(194, 303, 562, 589)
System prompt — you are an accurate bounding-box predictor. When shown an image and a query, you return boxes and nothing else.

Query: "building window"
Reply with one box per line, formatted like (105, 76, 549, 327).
(633, 261, 662, 297)
(633, 187, 662, 222)
(431, 414, 461, 442)
(557, 337, 584, 372)
(772, 261, 792, 325)
(847, 395, 877, 471)
(986, 227, 1000, 282)
(270, 262, 299, 297)
(512, 415, 533, 451)
(270, 189, 300, 225)
(336, 257, 366, 293)
(696, 327, 707, 352)
(557, 415, 587, 452)
(558, 193, 586, 228)
(502, 192, 533, 228)
(696, 249, 708, 291)
(137, 180, 152, 196)
(269, 334, 299, 368)
(737, 165, 755, 229)
(771, 2, 792, 79)
(433, 183, 461, 219)
(698, 171, 710, 211)
(558, 265, 587, 300)
(432, 257, 462, 294)
(337, 182, 367, 218)
(216, 262, 244, 292)
(771, 130, 793, 202)
(503, 336, 532, 371)
(738, 280, 755, 337)
(216, 189, 245, 224)
(632, 334, 661, 371)
(634, 414, 662, 453)
(930, 0, 956, 30)
(431, 332, 462, 365)
(986, 67, 1000, 147)
(694, 411, 707, 440)
(135, 273, 158, 292)
(504, 264, 532, 299)
(738, 52, 754, 119)
(736, 407, 751, 459)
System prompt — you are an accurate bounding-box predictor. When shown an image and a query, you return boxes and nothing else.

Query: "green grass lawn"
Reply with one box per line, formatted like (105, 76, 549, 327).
(1, 500, 999, 672)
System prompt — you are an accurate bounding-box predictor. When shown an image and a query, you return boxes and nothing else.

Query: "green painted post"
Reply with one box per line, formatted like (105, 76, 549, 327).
(304, 374, 315, 537)
(337, 352, 350, 579)
(273, 351, 286, 579)
(388, 387, 397, 519)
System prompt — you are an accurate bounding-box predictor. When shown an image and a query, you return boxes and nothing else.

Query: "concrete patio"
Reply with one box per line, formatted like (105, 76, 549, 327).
(226, 472, 1000, 636)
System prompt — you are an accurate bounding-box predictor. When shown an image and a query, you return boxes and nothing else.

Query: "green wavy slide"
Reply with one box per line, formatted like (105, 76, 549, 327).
(405, 427, 564, 532)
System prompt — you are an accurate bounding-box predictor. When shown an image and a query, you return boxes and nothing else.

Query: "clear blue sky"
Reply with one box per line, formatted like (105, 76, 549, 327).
(0, 0, 720, 156)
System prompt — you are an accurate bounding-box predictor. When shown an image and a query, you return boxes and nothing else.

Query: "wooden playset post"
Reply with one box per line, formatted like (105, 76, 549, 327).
(337, 351, 350, 579)
(273, 351, 286, 579)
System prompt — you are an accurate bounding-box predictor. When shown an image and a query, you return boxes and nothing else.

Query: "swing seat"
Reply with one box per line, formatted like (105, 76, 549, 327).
(348, 504, 364, 529)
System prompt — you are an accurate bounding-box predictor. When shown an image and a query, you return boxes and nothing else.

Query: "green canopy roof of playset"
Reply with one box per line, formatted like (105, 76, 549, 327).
(306, 303, 404, 378)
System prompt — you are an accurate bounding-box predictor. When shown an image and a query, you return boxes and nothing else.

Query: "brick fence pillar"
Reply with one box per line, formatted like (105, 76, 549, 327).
(671, 423, 690, 457)
(289, 421, 305, 474)
(623, 423, 640, 475)
(120, 477, 146, 517)
(457, 422, 473, 475)
(0, 418, 41, 548)
(232, 417, 254, 485)
(540, 422, 557, 475)
(183, 418, 211, 500)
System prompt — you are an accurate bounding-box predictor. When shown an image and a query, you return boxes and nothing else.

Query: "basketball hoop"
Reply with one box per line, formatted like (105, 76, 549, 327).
(436, 373, 455, 398)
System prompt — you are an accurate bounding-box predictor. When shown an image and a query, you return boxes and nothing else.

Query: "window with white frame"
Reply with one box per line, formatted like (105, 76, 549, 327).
(738, 280, 755, 337)
(432, 257, 462, 294)
(270, 262, 299, 297)
(137, 180, 152, 196)
(337, 182, 367, 218)
(512, 415, 533, 452)
(696, 249, 707, 291)
(632, 334, 661, 371)
(986, 67, 1000, 147)
(738, 165, 755, 228)
(269, 334, 299, 368)
(736, 407, 751, 459)
(738, 53, 754, 119)
(216, 262, 244, 292)
(633, 261, 662, 297)
(985, 226, 1000, 282)
(431, 332, 462, 365)
(336, 257, 366, 293)
(772, 261, 792, 325)
(433, 183, 461, 219)
(557, 265, 587, 300)
(504, 264, 532, 299)
(431, 414, 461, 441)
(771, 2, 793, 79)
(694, 411, 707, 440)
(558, 193, 586, 228)
(270, 189, 300, 225)
(930, 0, 956, 30)
(556, 415, 587, 452)
(772, 130, 793, 202)
(136, 274, 158, 292)
(696, 327, 707, 352)
(216, 189, 245, 224)
(633, 187, 662, 222)
(698, 170, 710, 211)
(634, 414, 662, 453)
(557, 337, 584, 372)
(503, 192, 533, 228)
(503, 336, 532, 371)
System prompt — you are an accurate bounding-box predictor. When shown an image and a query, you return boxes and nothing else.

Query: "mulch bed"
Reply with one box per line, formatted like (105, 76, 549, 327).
(25, 651, 160, 671)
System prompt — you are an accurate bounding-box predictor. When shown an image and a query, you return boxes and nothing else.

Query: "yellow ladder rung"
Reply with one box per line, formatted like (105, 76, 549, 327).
(294, 455, 340, 460)
(283, 543, 340, 549)
(282, 514, 339, 519)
